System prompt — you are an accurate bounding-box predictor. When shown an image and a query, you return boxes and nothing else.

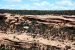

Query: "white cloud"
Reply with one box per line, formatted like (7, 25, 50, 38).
(33, 1, 51, 6)
(1, 0, 75, 10)
(31, 1, 51, 10)
(56, 0, 75, 6)
(0, 5, 15, 9)
(46, 0, 75, 10)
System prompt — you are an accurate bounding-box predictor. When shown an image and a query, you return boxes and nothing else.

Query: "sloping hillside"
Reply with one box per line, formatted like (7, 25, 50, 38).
(0, 13, 75, 50)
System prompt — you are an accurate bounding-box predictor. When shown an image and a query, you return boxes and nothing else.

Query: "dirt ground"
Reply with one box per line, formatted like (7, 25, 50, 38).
(0, 33, 75, 50)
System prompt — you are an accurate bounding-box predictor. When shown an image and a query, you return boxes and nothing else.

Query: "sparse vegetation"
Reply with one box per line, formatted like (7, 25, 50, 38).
(0, 9, 75, 50)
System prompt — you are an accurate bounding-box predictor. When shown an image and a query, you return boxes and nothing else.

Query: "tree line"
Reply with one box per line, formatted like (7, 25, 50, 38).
(0, 9, 75, 15)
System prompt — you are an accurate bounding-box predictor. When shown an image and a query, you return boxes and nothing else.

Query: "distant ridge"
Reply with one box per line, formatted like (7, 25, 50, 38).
(0, 9, 75, 15)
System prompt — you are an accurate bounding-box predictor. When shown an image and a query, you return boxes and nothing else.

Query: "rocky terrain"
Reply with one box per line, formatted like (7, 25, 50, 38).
(0, 13, 75, 50)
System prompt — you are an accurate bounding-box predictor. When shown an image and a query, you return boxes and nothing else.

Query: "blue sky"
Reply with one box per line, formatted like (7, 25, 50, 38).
(0, 0, 75, 10)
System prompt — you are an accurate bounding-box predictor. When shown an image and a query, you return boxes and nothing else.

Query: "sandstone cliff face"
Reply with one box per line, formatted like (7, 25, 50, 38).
(0, 13, 75, 50)
(24, 15, 75, 27)
(1, 13, 75, 27)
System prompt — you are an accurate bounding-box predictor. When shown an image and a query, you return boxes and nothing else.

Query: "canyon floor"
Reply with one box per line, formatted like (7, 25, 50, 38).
(0, 32, 75, 50)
